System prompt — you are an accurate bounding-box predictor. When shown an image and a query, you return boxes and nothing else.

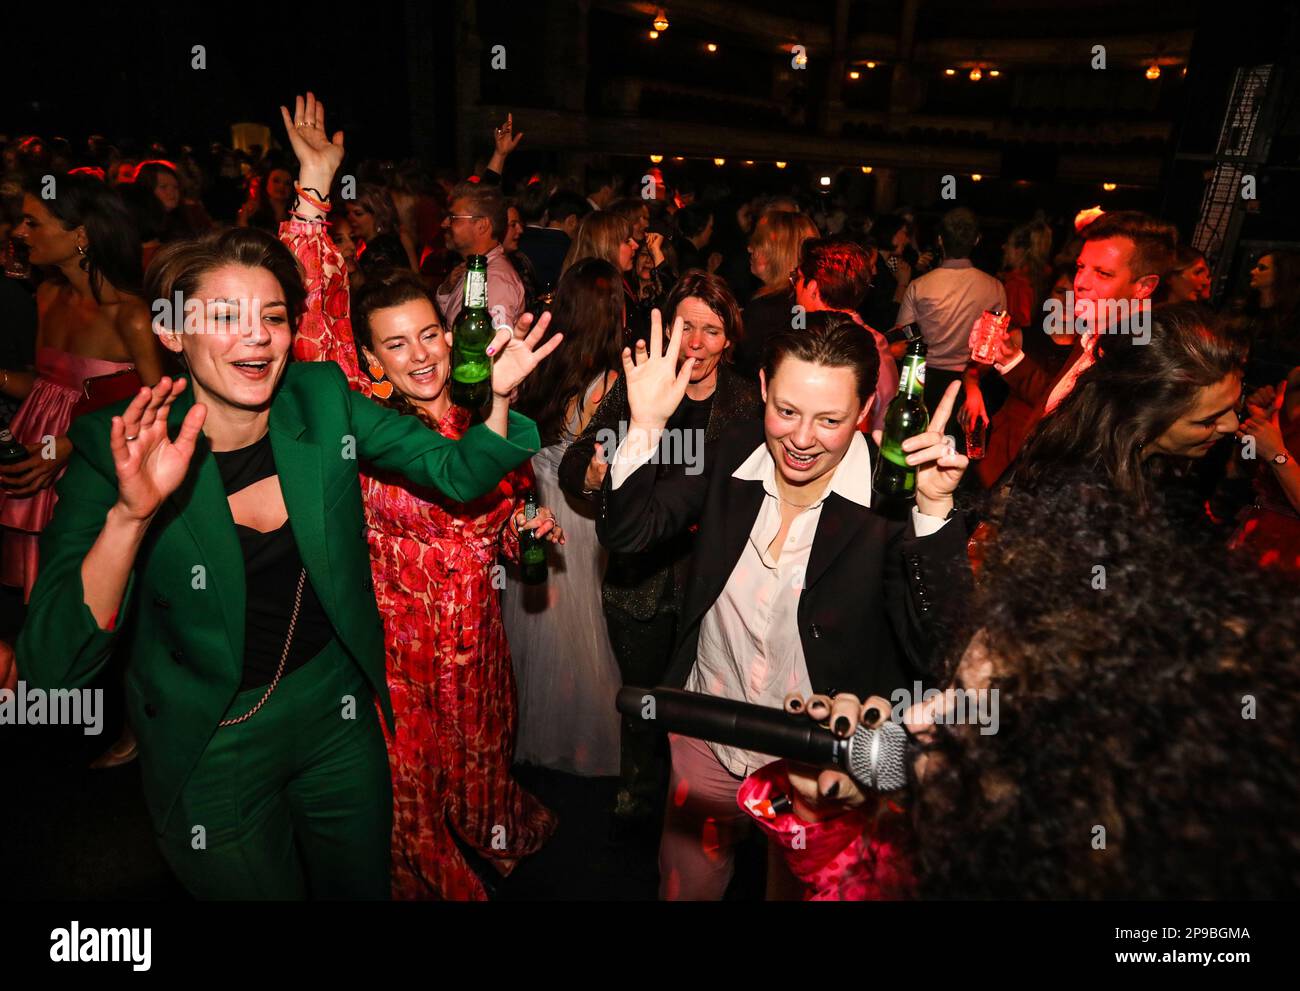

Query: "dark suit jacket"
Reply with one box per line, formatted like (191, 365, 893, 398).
(597, 419, 972, 698)
(18, 362, 539, 831)
(977, 338, 1085, 489)
(559, 364, 761, 619)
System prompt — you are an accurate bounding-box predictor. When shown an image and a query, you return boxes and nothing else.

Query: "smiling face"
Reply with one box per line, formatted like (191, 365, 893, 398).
(1147, 372, 1241, 459)
(363, 298, 450, 405)
(674, 296, 728, 388)
(760, 356, 870, 488)
(14, 193, 82, 267)
(152, 171, 181, 211)
(1074, 236, 1156, 328)
(158, 264, 294, 414)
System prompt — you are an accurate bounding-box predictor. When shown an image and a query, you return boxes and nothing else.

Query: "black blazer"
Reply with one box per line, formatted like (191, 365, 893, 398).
(596, 419, 972, 698)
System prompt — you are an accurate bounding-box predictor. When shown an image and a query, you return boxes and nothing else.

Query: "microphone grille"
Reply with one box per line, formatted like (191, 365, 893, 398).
(847, 720, 909, 792)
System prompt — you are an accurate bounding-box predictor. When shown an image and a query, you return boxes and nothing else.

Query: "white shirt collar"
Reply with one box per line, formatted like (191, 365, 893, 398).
(732, 431, 873, 509)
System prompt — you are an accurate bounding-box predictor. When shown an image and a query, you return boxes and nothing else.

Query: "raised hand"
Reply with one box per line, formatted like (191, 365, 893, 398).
(279, 92, 345, 196)
(903, 379, 969, 513)
(110, 377, 207, 523)
(493, 113, 524, 157)
(623, 309, 694, 431)
(488, 310, 563, 399)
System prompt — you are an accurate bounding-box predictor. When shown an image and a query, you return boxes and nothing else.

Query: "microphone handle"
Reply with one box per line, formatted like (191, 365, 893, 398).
(616, 686, 845, 768)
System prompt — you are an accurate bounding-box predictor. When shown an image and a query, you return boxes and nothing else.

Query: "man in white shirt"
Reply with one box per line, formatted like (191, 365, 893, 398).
(897, 207, 1007, 416)
(436, 181, 525, 329)
(599, 309, 973, 899)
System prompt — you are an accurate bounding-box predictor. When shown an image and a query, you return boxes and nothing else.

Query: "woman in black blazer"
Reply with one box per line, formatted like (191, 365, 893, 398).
(596, 309, 973, 899)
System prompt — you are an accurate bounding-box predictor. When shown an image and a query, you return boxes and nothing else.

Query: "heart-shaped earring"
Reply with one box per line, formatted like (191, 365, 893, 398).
(367, 357, 394, 399)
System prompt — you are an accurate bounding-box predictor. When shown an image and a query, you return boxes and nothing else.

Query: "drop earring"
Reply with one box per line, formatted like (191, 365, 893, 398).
(77, 242, 89, 271)
(366, 355, 394, 399)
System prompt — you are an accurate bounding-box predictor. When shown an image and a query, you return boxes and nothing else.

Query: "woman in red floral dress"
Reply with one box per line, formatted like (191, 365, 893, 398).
(280, 96, 558, 899)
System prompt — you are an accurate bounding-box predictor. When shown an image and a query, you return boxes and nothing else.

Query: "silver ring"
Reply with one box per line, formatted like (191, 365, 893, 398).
(124, 434, 139, 442)
(943, 434, 957, 454)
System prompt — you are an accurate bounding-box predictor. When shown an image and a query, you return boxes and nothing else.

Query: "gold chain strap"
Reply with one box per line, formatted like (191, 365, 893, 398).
(218, 568, 307, 728)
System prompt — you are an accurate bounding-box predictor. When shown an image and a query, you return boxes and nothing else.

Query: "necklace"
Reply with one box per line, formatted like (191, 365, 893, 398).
(777, 492, 819, 511)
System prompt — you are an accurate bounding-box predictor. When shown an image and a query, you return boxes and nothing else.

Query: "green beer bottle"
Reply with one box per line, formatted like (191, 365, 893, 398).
(519, 490, 548, 585)
(450, 254, 493, 414)
(873, 337, 929, 503)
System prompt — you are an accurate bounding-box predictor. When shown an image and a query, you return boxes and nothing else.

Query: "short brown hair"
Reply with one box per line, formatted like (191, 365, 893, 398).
(796, 238, 874, 311)
(146, 227, 306, 332)
(1079, 210, 1178, 283)
(762, 310, 880, 404)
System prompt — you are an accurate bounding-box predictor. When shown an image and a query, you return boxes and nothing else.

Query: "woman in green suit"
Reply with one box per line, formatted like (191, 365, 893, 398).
(16, 177, 560, 897)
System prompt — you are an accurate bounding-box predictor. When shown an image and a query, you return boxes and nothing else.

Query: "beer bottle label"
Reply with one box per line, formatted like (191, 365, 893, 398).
(464, 267, 488, 310)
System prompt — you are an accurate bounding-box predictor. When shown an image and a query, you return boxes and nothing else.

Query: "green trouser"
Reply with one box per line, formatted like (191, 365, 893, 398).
(156, 638, 392, 900)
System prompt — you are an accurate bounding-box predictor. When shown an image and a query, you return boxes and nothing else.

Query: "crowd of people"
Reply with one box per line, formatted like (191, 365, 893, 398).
(1, 89, 1298, 901)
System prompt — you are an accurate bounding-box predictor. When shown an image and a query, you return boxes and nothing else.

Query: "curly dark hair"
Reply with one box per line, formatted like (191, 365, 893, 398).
(910, 476, 1300, 899)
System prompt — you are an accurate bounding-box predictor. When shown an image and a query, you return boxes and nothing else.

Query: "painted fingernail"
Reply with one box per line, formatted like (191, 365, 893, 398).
(825, 780, 840, 798)
(834, 716, 851, 736)
(788, 697, 802, 712)
(865, 707, 881, 725)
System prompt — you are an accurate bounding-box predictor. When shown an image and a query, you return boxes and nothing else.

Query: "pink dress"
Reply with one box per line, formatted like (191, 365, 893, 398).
(0, 347, 134, 600)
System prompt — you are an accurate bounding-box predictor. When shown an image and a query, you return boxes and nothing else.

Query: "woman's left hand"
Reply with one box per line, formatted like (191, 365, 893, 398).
(511, 504, 565, 544)
(489, 310, 563, 398)
(0, 436, 72, 496)
(279, 91, 345, 193)
(782, 692, 895, 821)
(906, 379, 969, 514)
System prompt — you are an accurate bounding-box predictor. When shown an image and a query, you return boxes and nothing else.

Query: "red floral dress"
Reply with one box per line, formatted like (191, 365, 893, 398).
(283, 220, 557, 899)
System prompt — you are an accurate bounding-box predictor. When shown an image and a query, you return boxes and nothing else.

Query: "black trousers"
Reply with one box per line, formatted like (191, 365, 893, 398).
(603, 603, 678, 809)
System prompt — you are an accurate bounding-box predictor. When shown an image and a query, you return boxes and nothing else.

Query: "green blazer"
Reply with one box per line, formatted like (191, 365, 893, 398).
(17, 361, 539, 830)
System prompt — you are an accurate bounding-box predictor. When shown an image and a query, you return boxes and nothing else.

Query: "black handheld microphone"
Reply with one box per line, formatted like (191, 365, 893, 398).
(616, 686, 910, 791)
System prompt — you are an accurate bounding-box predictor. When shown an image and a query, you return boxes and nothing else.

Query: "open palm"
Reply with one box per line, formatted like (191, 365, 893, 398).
(279, 92, 344, 190)
(623, 309, 694, 429)
(489, 311, 563, 398)
(111, 377, 207, 522)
